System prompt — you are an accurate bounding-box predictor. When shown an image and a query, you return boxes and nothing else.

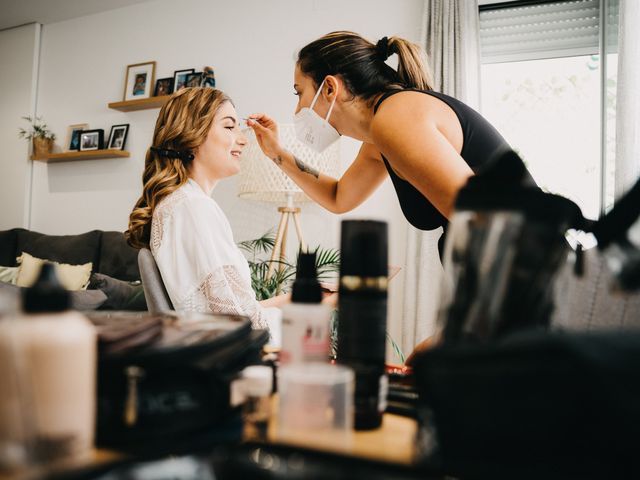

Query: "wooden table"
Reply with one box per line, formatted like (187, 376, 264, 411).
(1, 407, 417, 480)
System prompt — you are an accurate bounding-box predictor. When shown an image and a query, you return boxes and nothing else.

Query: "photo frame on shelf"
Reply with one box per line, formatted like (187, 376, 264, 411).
(123, 61, 156, 101)
(154, 77, 174, 97)
(107, 124, 129, 150)
(185, 72, 203, 88)
(201, 66, 215, 88)
(79, 129, 104, 151)
(173, 68, 194, 92)
(66, 123, 89, 151)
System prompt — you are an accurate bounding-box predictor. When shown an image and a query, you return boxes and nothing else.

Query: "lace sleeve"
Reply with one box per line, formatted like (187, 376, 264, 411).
(183, 265, 271, 330)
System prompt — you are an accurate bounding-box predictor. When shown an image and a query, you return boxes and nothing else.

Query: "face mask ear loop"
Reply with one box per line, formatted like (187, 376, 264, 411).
(324, 84, 339, 122)
(309, 78, 326, 110)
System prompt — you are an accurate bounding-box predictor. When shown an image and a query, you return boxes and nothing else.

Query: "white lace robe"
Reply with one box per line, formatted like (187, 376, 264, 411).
(150, 179, 276, 329)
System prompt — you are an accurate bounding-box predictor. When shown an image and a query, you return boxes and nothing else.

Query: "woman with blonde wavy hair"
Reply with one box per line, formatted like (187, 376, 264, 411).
(127, 87, 288, 329)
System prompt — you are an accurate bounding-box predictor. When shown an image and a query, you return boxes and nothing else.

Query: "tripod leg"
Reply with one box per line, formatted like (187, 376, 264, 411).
(268, 211, 289, 279)
(292, 211, 307, 252)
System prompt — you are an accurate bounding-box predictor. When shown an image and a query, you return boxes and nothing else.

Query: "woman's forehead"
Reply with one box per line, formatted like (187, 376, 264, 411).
(214, 101, 237, 120)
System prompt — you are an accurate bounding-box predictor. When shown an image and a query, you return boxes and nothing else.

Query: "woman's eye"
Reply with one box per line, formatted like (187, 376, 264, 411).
(225, 126, 234, 130)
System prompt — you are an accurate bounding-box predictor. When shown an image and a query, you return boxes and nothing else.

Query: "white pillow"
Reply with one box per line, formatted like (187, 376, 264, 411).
(16, 252, 92, 291)
(0, 265, 19, 285)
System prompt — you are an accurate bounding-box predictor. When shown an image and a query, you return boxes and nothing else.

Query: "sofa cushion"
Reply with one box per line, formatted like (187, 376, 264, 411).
(89, 272, 146, 310)
(0, 266, 18, 284)
(98, 231, 140, 281)
(0, 229, 22, 266)
(0, 281, 107, 311)
(16, 229, 102, 269)
(16, 252, 92, 291)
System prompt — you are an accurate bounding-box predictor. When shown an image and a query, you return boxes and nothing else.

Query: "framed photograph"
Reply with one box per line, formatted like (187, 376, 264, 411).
(123, 61, 156, 101)
(200, 66, 215, 88)
(154, 77, 174, 97)
(66, 123, 88, 151)
(185, 72, 203, 88)
(79, 129, 104, 151)
(173, 68, 194, 92)
(107, 124, 129, 150)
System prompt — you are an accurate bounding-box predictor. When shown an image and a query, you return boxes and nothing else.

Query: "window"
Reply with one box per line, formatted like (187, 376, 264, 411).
(479, 0, 619, 220)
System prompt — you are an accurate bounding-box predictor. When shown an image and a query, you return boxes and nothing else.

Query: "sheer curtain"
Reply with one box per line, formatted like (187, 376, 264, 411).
(400, 0, 480, 355)
(615, 0, 640, 199)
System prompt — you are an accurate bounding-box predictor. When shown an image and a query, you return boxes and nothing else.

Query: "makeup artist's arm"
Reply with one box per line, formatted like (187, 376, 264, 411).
(247, 114, 387, 214)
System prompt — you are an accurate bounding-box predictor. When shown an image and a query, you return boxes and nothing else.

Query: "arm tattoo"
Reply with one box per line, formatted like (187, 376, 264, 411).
(271, 155, 283, 166)
(294, 155, 320, 179)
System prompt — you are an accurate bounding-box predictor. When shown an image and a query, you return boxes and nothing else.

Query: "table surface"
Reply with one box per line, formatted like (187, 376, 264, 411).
(1, 412, 417, 480)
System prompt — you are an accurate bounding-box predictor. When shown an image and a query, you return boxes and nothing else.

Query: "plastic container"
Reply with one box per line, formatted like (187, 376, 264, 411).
(277, 363, 354, 447)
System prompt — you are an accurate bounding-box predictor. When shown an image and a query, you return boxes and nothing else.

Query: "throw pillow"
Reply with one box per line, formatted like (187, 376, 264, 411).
(89, 272, 147, 311)
(0, 265, 19, 285)
(16, 252, 92, 291)
(0, 281, 107, 311)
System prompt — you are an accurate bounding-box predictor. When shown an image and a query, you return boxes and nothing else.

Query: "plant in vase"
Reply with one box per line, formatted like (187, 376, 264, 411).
(18, 116, 56, 157)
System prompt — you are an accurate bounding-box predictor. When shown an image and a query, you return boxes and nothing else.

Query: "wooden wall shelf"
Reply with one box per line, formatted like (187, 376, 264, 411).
(108, 95, 170, 112)
(31, 149, 130, 163)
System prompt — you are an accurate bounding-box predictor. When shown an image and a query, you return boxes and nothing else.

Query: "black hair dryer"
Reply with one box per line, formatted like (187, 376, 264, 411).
(435, 150, 587, 344)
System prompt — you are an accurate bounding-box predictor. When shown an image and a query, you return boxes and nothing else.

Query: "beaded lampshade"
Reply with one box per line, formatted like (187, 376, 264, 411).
(238, 124, 340, 203)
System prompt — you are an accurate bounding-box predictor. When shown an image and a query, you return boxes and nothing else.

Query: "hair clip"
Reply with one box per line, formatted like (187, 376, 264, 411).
(150, 146, 194, 161)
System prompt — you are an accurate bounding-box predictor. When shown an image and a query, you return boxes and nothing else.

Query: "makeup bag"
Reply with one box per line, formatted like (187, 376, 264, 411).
(89, 312, 268, 453)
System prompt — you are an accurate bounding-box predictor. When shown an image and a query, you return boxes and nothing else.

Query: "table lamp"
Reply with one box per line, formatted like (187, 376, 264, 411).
(238, 124, 340, 279)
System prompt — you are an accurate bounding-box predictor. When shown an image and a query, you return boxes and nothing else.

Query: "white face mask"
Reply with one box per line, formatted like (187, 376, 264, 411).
(294, 78, 340, 153)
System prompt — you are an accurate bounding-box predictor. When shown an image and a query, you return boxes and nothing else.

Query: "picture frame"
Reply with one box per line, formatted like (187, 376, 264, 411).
(123, 61, 156, 101)
(79, 129, 104, 151)
(185, 72, 203, 88)
(173, 68, 194, 92)
(107, 124, 129, 150)
(200, 66, 215, 88)
(66, 123, 89, 151)
(154, 77, 174, 97)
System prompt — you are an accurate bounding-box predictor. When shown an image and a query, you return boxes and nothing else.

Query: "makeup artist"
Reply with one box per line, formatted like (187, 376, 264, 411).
(247, 31, 519, 360)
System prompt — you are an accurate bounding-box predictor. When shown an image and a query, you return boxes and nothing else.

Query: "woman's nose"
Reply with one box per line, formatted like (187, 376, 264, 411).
(237, 130, 248, 145)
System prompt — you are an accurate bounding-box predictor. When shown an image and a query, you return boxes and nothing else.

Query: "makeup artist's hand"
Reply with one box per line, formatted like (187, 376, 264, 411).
(246, 113, 283, 161)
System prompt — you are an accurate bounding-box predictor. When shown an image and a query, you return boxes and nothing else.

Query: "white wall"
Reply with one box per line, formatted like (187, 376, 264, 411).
(27, 0, 424, 358)
(0, 23, 39, 230)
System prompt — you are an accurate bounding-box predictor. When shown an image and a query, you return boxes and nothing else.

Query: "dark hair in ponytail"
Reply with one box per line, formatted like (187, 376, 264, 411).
(297, 31, 433, 104)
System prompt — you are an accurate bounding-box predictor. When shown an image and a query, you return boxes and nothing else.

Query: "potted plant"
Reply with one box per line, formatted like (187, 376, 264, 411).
(238, 230, 340, 300)
(18, 116, 56, 157)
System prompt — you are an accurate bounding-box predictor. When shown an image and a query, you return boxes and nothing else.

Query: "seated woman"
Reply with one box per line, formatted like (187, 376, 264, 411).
(126, 87, 288, 328)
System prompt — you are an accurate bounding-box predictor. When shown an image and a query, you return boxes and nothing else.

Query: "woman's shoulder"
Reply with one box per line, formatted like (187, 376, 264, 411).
(153, 181, 218, 220)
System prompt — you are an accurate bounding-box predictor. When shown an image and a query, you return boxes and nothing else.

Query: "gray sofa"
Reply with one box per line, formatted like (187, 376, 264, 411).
(0, 228, 145, 311)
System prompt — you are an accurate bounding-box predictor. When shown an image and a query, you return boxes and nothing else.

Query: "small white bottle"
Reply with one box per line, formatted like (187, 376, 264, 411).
(240, 365, 273, 442)
(280, 252, 332, 365)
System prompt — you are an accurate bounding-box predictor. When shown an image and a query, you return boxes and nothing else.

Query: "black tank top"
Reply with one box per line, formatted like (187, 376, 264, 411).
(374, 89, 511, 233)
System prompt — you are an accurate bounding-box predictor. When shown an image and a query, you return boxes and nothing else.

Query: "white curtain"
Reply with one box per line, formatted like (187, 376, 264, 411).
(615, 0, 640, 199)
(400, 0, 481, 355)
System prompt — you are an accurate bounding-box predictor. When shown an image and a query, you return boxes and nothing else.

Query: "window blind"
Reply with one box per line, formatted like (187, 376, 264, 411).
(480, 0, 618, 63)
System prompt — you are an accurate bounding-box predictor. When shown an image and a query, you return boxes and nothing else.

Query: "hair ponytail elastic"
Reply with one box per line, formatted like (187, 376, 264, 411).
(150, 146, 194, 161)
(375, 36, 390, 61)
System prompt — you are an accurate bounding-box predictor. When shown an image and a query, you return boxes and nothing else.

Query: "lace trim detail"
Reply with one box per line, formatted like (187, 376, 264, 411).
(177, 265, 269, 330)
(150, 188, 188, 254)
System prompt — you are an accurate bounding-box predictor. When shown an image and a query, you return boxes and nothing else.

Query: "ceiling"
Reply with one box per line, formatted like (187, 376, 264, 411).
(0, 0, 519, 33)
(0, 0, 153, 31)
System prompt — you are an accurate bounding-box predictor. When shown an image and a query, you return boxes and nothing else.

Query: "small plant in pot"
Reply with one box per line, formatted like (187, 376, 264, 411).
(18, 116, 56, 157)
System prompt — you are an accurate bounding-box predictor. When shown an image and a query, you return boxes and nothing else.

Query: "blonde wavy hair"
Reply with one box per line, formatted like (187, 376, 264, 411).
(126, 87, 231, 249)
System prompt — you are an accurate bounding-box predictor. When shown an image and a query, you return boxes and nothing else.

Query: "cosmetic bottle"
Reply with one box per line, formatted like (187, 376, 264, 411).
(337, 220, 388, 430)
(280, 252, 332, 365)
(241, 365, 273, 442)
(9, 264, 96, 462)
